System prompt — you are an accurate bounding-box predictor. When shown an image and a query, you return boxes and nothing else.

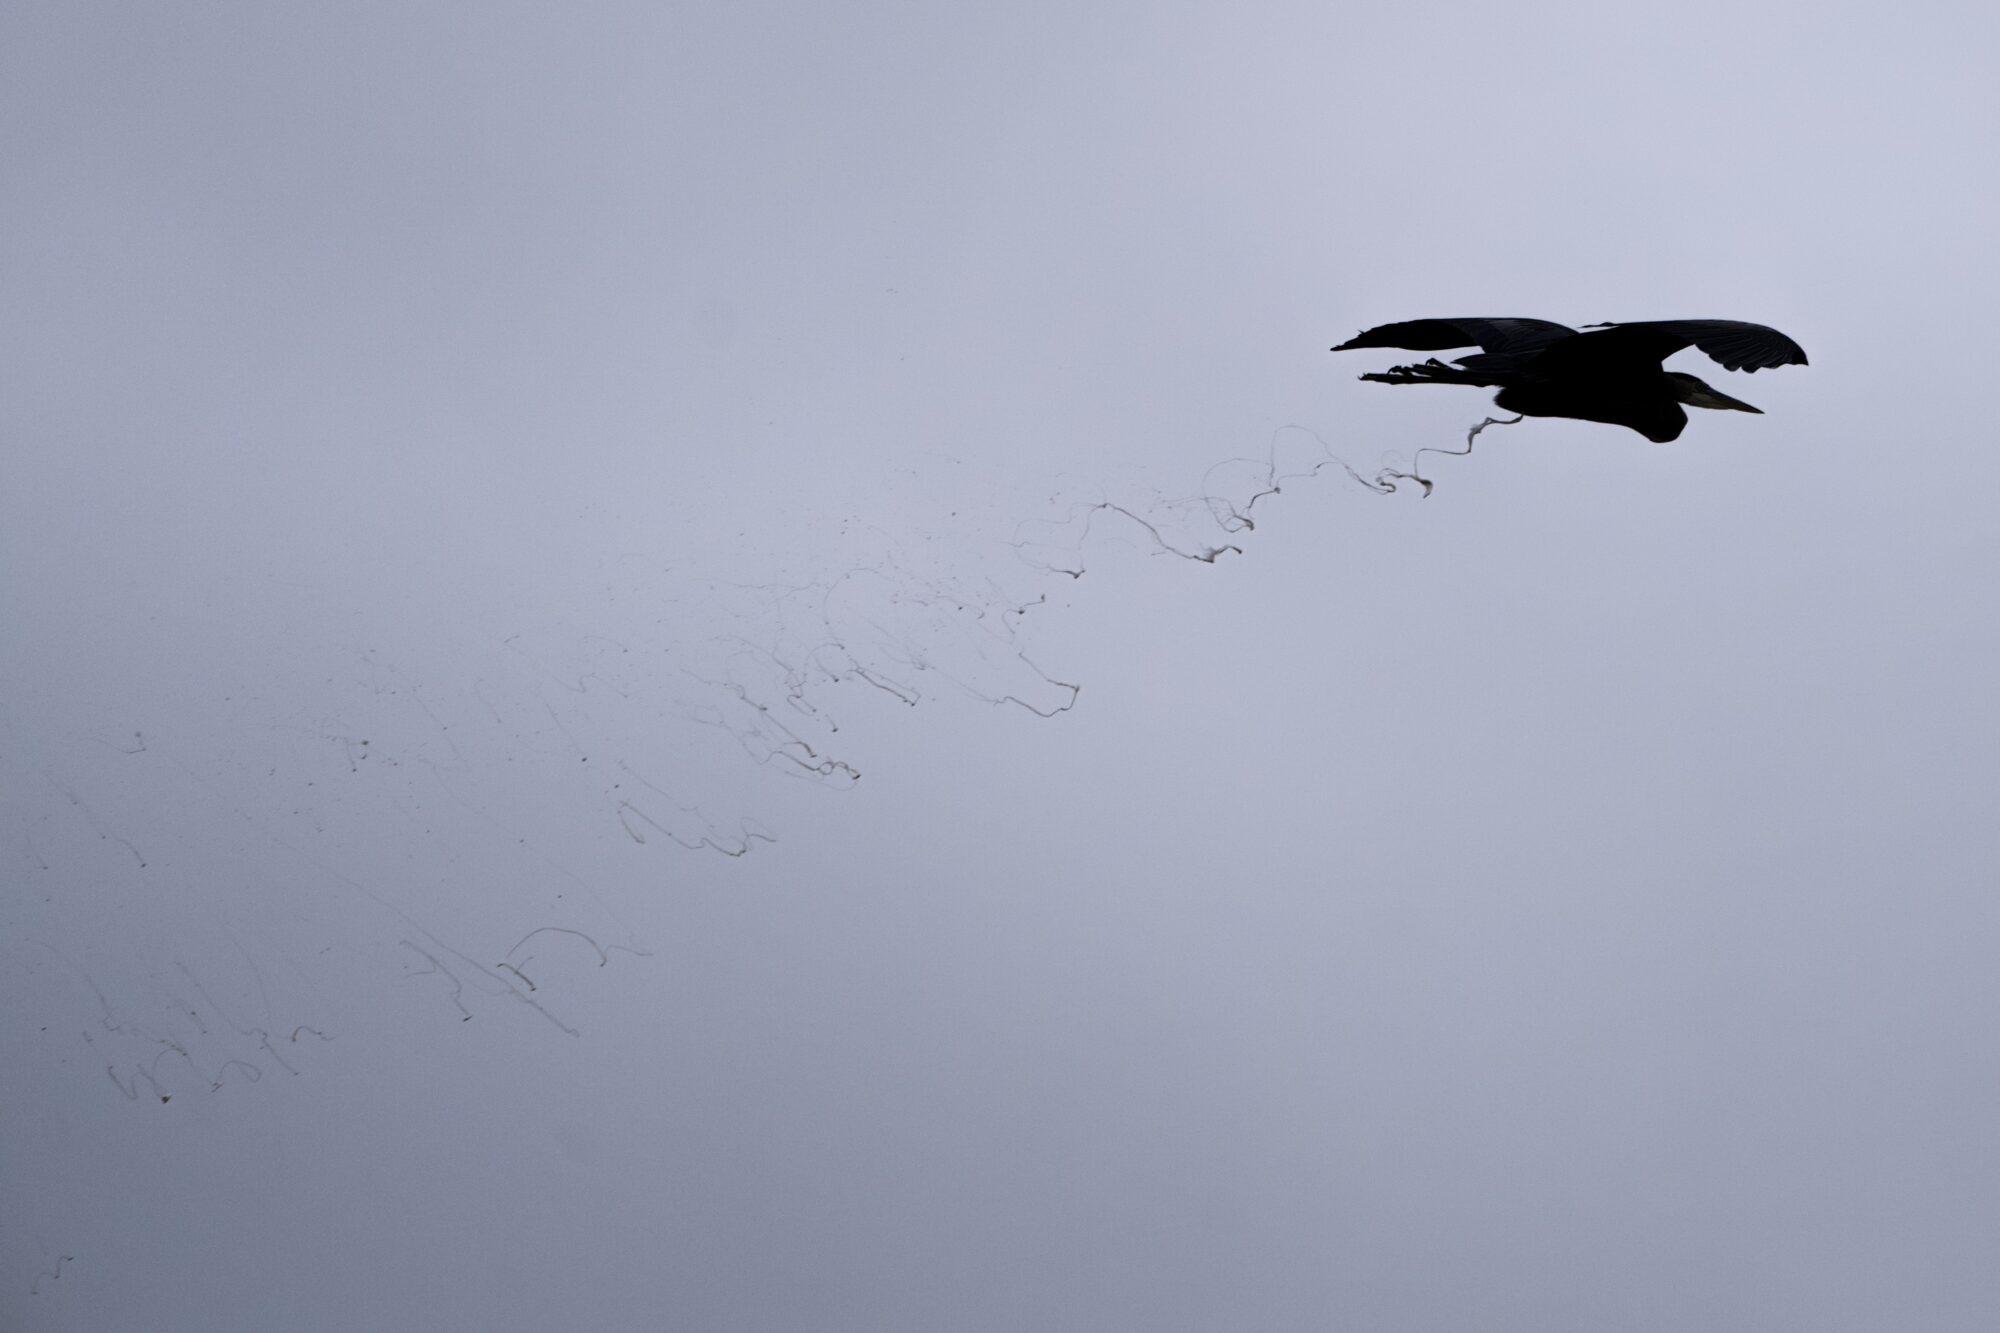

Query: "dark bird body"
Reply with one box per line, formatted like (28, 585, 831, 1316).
(1332, 317, 1807, 442)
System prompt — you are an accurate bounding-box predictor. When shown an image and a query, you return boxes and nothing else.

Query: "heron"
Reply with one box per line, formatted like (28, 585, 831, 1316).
(1331, 318, 1807, 442)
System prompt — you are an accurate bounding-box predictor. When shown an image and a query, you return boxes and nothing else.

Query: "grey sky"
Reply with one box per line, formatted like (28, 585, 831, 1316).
(5, 3, 1998, 1330)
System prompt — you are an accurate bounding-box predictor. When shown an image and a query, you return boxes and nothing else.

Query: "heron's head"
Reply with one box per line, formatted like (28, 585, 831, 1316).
(1668, 371, 1761, 414)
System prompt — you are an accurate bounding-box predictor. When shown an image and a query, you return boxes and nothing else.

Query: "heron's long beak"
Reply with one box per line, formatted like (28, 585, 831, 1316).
(1681, 380, 1762, 414)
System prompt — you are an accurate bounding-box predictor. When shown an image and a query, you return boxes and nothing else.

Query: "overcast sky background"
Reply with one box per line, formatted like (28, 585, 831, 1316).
(5, 3, 1999, 1330)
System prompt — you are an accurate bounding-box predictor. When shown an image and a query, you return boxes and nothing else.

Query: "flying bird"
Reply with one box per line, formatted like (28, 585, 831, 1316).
(1332, 318, 1807, 442)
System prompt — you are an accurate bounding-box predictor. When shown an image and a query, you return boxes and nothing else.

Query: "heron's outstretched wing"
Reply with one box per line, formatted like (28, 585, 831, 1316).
(1331, 318, 1578, 358)
(1570, 320, 1809, 373)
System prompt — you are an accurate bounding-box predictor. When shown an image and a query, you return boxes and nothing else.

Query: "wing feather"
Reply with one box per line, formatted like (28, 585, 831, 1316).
(1577, 320, 1808, 372)
(1332, 318, 1578, 357)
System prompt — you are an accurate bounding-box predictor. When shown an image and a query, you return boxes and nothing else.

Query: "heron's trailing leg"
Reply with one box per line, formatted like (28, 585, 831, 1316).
(1358, 358, 1498, 388)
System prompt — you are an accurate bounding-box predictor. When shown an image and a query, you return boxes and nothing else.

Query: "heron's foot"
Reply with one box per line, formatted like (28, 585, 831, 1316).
(1359, 358, 1472, 386)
